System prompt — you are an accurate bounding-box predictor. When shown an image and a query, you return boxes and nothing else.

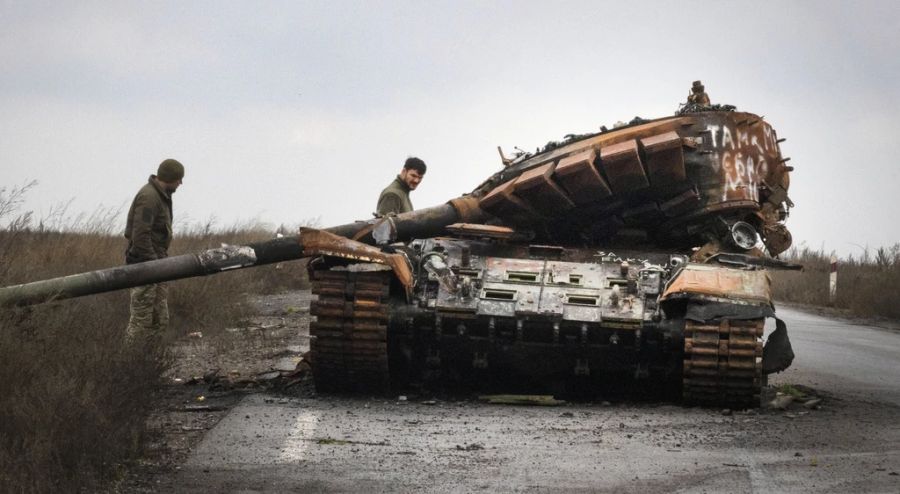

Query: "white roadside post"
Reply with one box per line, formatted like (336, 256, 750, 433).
(829, 255, 838, 306)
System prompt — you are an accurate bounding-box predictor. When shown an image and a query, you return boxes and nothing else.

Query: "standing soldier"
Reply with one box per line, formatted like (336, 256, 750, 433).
(124, 158, 185, 341)
(376, 157, 426, 216)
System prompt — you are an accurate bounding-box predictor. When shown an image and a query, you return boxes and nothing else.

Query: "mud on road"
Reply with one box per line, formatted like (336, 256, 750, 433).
(124, 291, 900, 493)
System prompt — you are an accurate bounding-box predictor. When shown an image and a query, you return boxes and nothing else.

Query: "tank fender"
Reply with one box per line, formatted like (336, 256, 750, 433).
(661, 263, 772, 305)
(298, 227, 413, 296)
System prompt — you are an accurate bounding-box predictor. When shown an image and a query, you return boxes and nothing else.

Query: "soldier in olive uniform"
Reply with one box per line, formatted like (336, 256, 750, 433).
(376, 157, 426, 216)
(124, 159, 185, 340)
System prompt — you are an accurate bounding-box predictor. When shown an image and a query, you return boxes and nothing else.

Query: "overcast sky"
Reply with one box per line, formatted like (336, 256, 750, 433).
(2, 0, 898, 257)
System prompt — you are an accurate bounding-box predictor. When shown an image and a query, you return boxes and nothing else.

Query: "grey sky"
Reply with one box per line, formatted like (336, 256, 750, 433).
(2, 1, 899, 256)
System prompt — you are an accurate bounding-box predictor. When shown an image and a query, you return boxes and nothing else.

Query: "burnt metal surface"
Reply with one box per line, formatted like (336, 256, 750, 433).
(661, 263, 772, 305)
(299, 227, 414, 293)
(473, 104, 792, 256)
(600, 140, 650, 194)
(311, 234, 783, 405)
(512, 162, 575, 215)
(554, 148, 610, 204)
(325, 197, 487, 245)
(444, 223, 517, 239)
(682, 316, 764, 407)
(373, 238, 677, 394)
(309, 269, 391, 393)
(641, 131, 687, 184)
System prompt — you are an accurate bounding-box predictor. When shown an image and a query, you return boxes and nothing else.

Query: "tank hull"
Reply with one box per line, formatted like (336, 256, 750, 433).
(310, 236, 787, 408)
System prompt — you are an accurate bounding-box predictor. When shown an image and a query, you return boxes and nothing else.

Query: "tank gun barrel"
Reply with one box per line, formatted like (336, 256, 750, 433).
(325, 198, 483, 242)
(0, 237, 304, 308)
(0, 197, 485, 308)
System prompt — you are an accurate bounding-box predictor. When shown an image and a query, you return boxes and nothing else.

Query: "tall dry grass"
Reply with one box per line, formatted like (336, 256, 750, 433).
(0, 183, 307, 492)
(771, 244, 900, 320)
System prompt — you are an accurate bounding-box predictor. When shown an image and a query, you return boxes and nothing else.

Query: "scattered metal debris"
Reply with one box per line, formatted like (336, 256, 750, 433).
(455, 443, 485, 451)
(478, 395, 566, 406)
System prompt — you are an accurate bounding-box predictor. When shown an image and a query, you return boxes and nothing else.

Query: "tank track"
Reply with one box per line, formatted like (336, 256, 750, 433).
(309, 269, 391, 394)
(682, 316, 764, 408)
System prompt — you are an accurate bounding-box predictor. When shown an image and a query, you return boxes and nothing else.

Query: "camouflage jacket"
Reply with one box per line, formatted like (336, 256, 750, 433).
(376, 176, 413, 215)
(124, 176, 173, 264)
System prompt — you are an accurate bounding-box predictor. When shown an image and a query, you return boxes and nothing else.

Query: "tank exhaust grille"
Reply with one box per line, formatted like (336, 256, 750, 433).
(566, 295, 599, 306)
(482, 289, 517, 301)
(506, 271, 539, 282)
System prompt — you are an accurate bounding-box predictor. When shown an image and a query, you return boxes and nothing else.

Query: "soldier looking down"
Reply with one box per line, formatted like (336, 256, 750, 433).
(376, 157, 426, 216)
(124, 158, 185, 341)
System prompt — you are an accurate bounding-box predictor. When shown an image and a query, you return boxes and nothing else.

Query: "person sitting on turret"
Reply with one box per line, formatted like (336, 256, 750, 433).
(376, 157, 426, 216)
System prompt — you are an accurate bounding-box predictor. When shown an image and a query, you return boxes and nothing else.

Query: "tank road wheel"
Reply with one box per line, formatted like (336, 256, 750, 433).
(309, 269, 391, 394)
(682, 317, 764, 408)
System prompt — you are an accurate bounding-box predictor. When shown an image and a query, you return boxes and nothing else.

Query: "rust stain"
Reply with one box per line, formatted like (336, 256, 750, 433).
(447, 196, 486, 223)
(475, 109, 792, 253)
(445, 223, 516, 239)
(553, 148, 610, 205)
(299, 227, 414, 293)
(661, 264, 771, 304)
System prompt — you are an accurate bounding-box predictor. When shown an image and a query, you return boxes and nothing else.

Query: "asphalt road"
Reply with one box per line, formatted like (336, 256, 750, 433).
(170, 306, 900, 493)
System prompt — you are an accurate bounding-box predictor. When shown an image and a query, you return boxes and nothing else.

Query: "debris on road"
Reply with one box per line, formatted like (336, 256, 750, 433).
(178, 404, 228, 412)
(256, 371, 281, 381)
(312, 437, 389, 447)
(479, 395, 566, 406)
(316, 438, 351, 446)
(769, 394, 795, 410)
(456, 443, 485, 451)
(273, 356, 303, 372)
(764, 384, 826, 415)
(803, 398, 823, 409)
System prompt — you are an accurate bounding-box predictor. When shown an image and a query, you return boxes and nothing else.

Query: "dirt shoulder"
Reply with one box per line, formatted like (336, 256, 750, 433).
(115, 290, 315, 493)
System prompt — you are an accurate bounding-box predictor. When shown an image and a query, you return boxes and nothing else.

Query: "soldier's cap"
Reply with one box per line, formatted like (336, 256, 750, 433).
(157, 159, 185, 182)
(692, 80, 705, 91)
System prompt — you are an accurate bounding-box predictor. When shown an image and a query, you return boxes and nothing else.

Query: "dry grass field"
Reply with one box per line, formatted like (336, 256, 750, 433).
(771, 244, 900, 320)
(0, 184, 306, 492)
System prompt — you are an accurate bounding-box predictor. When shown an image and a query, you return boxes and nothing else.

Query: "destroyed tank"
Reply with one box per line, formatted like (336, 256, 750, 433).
(0, 82, 796, 407)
